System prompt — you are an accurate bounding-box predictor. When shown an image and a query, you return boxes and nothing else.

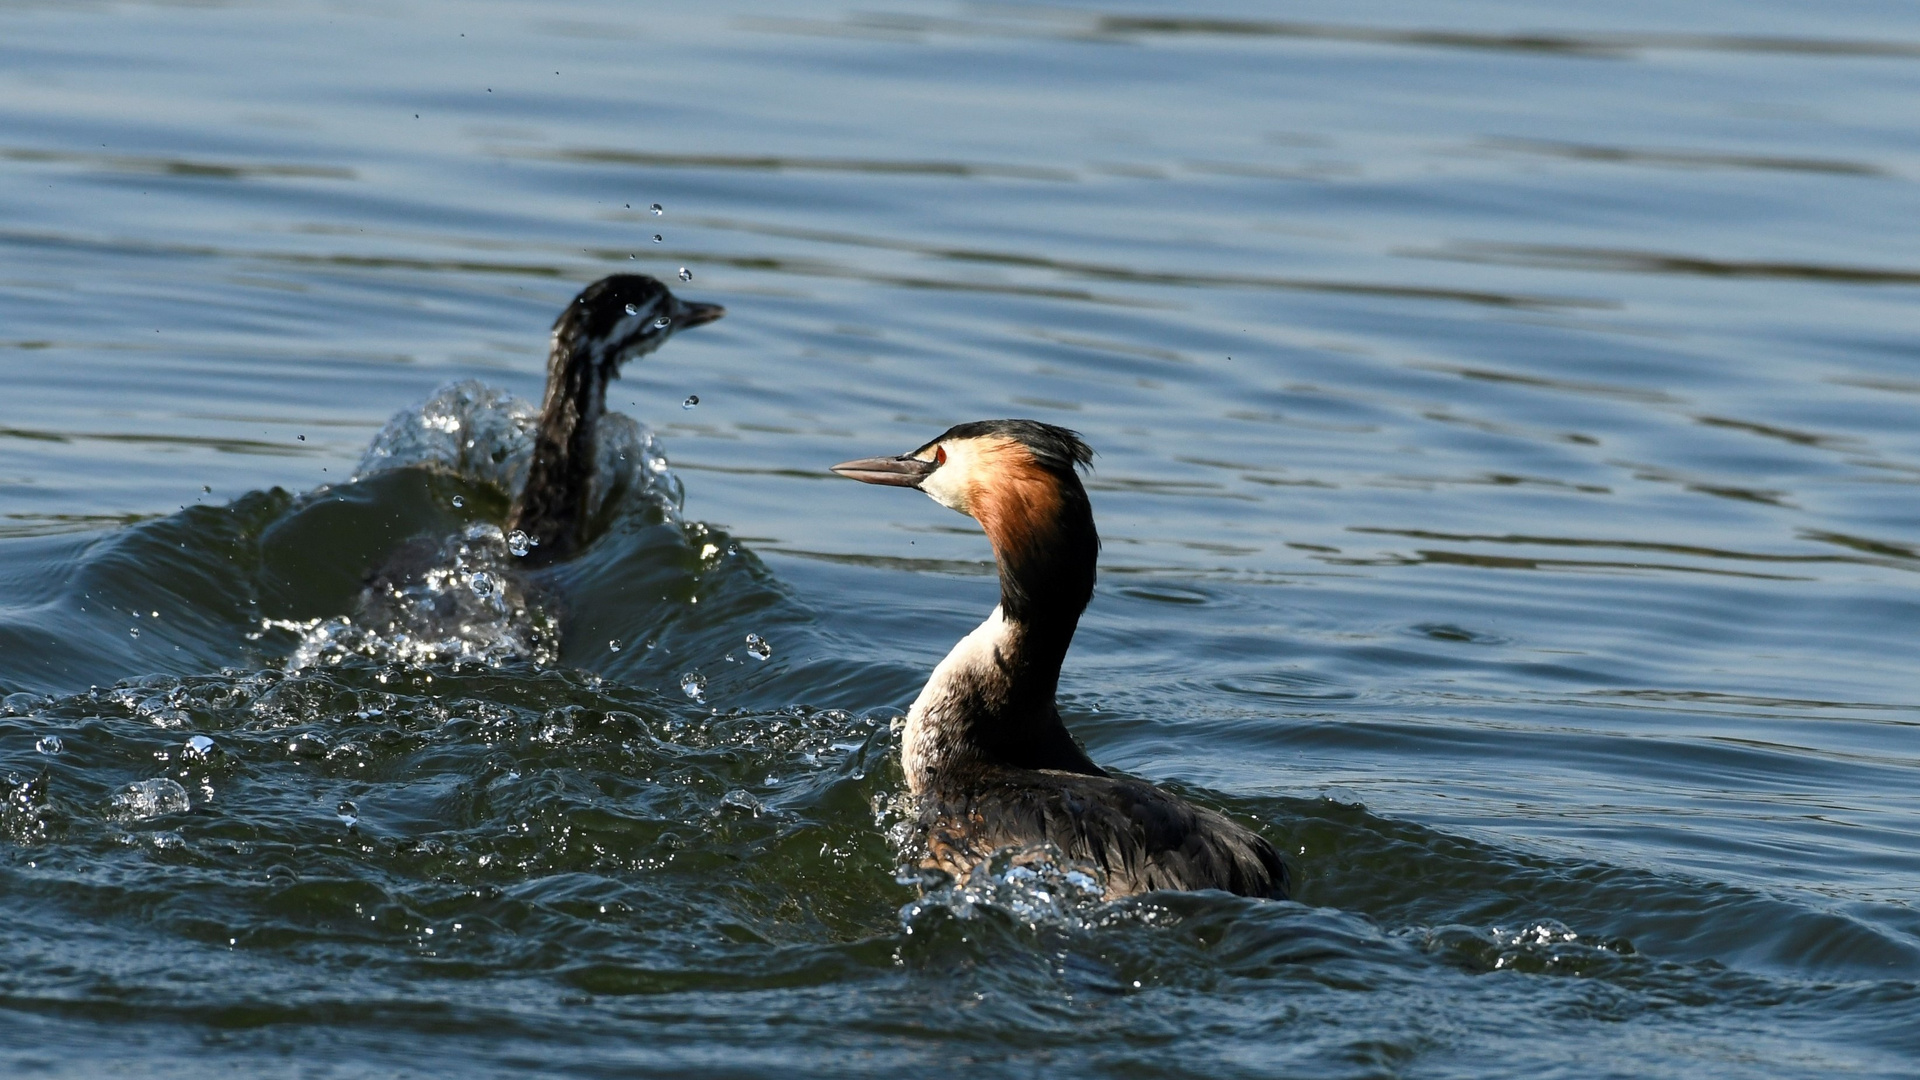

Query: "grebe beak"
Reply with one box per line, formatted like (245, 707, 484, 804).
(831, 455, 936, 488)
(675, 300, 727, 329)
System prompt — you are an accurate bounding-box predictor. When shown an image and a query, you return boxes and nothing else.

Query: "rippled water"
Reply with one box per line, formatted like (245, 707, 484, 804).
(3, 1, 1919, 1075)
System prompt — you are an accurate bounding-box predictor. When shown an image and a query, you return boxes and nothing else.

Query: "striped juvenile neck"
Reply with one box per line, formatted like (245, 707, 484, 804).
(507, 332, 608, 564)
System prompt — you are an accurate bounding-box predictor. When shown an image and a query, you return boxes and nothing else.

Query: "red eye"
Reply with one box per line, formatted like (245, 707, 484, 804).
(934, 445, 947, 466)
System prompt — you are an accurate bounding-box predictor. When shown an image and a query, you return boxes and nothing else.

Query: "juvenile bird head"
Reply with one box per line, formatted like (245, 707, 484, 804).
(551, 274, 725, 376)
(833, 420, 1098, 621)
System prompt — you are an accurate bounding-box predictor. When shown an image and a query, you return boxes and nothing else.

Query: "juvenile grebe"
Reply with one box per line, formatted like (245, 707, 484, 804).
(507, 275, 724, 564)
(833, 421, 1289, 900)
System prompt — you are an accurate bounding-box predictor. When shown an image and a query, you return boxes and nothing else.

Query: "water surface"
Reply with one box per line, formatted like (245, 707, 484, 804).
(2, 1, 1918, 1076)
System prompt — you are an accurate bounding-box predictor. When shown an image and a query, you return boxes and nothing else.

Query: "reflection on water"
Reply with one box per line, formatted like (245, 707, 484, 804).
(2, 0, 1920, 1075)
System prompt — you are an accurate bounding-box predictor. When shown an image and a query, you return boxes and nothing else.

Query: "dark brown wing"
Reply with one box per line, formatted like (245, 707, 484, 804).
(921, 767, 1289, 900)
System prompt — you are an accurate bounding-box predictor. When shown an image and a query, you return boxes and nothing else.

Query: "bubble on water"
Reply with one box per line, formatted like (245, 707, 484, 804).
(337, 800, 359, 828)
(652, 316, 671, 329)
(650, 203, 663, 215)
(625, 303, 642, 316)
(506, 529, 536, 557)
(34, 735, 62, 755)
(608, 639, 622, 652)
(682, 395, 699, 409)
(469, 572, 494, 597)
(113, 777, 190, 820)
(745, 633, 771, 661)
(183, 734, 215, 761)
(451, 495, 465, 508)
(677, 267, 692, 282)
(679, 671, 707, 703)
(652, 233, 663, 243)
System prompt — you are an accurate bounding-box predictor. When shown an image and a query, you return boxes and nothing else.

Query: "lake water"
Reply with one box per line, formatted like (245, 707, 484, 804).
(2, 1, 1918, 1075)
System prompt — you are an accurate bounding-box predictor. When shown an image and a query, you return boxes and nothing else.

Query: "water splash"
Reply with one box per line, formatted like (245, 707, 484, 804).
(278, 523, 561, 671)
(112, 777, 191, 820)
(679, 671, 707, 703)
(899, 844, 1109, 930)
(745, 633, 771, 660)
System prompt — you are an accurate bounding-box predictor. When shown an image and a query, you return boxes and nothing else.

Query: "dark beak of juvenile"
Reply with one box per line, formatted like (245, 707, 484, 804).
(831, 455, 936, 488)
(673, 300, 727, 330)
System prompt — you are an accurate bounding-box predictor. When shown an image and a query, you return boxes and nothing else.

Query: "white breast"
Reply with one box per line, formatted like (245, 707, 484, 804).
(902, 605, 1010, 794)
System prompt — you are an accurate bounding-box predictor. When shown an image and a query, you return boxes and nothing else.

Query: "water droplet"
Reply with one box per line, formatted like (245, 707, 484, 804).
(650, 203, 663, 215)
(625, 302, 642, 316)
(129, 627, 140, 638)
(608, 639, 622, 652)
(337, 800, 358, 827)
(469, 572, 494, 597)
(113, 777, 190, 820)
(35, 735, 62, 755)
(451, 495, 465, 508)
(183, 734, 215, 760)
(628, 254, 636, 260)
(297, 434, 306, 441)
(682, 395, 699, 409)
(202, 485, 211, 493)
(677, 267, 692, 282)
(507, 529, 535, 557)
(745, 633, 771, 661)
(652, 233, 663, 243)
(679, 671, 707, 703)
(652, 316, 671, 329)
(723, 653, 736, 663)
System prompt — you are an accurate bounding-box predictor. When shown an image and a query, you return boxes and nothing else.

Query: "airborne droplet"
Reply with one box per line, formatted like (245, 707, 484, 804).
(507, 529, 535, 557)
(652, 316, 671, 329)
(682, 395, 699, 409)
(677, 267, 692, 282)
(608, 639, 622, 652)
(35, 735, 62, 755)
(451, 495, 465, 508)
(652, 233, 663, 243)
(625, 303, 642, 316)
(650, 203, 663, 215)
(745, 633, 771, 661)
(336, 800, 358, 828)
(679, 671, 707, 703)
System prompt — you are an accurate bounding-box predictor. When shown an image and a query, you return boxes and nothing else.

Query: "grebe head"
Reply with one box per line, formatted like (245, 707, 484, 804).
(552, 274, 725, 376)
(833, 420, 1098, 622)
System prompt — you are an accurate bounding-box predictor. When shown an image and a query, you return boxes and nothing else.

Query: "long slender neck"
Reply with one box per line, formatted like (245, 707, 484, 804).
(905, 476, 1102, 786)
(507, 334, 606, 564)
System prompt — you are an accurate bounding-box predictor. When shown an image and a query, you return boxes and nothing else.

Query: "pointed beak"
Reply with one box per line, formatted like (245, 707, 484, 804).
(831, 455, 935, 488)
(673, 300, 726, 330)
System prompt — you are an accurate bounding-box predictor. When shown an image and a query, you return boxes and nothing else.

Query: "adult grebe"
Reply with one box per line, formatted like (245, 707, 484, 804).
(507, 274, 724, 564)
(833, 421, 1289, 900)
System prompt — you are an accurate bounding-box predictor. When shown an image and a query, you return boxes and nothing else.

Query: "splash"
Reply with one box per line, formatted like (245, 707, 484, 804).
(353, 379, 683, 528)
(269, 523, 560, 670)
(898, 843, 1110, 931)
(282, 381, 688, 670)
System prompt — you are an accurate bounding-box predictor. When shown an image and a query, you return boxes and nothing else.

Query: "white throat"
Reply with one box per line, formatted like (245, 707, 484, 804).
(901, 605, 1013, 794)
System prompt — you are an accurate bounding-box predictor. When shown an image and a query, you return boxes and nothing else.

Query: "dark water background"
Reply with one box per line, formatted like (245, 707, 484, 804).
(2, 1, 1919, 1075)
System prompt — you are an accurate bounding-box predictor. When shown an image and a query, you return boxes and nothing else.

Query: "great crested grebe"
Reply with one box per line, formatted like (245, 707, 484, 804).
(833, 421, 1289, 900)
(507, 274, 724, 564)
